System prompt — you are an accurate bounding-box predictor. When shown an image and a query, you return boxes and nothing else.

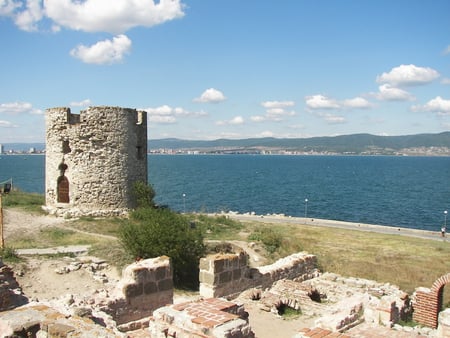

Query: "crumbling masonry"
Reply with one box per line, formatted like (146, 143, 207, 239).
(44, 106, 147, 217)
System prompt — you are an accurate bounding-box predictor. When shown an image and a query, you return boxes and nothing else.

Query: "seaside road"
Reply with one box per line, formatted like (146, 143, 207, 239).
(221, 213, 446, 242)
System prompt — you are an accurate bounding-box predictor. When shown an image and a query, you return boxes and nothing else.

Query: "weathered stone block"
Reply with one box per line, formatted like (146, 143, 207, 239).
(200, 271, 216, 285)
(219, 271, 232, 284)
(214, 258, 226, 273)
(144, 281, 158, 294)
(199, 257, 211, 271)
(155, 266, 167, 280)
(158, 279, 174, 291)
(123, 283, 143, 298)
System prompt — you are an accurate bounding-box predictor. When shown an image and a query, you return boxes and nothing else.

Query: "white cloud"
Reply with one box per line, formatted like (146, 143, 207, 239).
(14, 0, 43, 31)
(0, 120, 17, 128)
(412, 96, 450, 116)
(216, 116, 244, 126)
(261, 100, 295, 109)
(70, 34, 131, 64)
(229, 116, 244, 125)
(441, 78, 450, 85)
(45, 0, 184, 34)
(250, 115, 266, 122)
(145, 104, 207, 124)
(305, 95, 340, 110)
(194, 88, 226, 103)
(0, 101, 33, 114)
(342, 97, 371, 109)
(374, 84, 415, 101)
(376, 64, 440, 87)
(0, 0, 20, 16)
(70, 99, 92, 107)
(1, 0, 185, 63)
(316, 112, 346, 124)
(444, 45, 450, 55)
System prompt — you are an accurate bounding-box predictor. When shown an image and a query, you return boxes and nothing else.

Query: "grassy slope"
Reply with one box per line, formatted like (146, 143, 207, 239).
(2, 195, 449, 296)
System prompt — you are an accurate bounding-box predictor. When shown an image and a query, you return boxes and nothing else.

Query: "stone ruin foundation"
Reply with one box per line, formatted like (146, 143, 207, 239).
(2, 252, 450, 337)
(149, 298, 255, 338)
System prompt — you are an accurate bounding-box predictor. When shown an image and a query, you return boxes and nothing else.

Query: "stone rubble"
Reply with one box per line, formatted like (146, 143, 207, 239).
(0, 252, 446, 337)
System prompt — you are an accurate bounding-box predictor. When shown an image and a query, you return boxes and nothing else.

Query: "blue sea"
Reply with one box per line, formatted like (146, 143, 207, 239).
(0, 154, 449, 231)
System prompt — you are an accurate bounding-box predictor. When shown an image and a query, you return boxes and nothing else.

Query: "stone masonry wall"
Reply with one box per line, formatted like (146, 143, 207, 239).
(199, 252, 318, 299)
(102, 256, 173, 326)
(0, 258, 28, 311)
(45, 106, 147, 217)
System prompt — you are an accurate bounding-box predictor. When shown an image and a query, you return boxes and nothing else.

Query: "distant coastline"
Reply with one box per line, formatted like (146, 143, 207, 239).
(2, 131, 450, 156)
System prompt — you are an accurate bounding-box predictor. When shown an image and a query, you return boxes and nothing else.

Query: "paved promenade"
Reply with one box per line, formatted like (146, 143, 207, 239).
(222, 212, 444, 242)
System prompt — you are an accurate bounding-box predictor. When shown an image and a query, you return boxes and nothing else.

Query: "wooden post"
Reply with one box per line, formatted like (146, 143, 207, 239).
(0, 193, 4, 249)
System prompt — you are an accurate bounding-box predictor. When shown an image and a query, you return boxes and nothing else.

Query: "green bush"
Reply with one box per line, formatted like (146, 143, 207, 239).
(249, 227, 282, 253)
(133, 181, 156, 208)
(119, 207, 205, 289)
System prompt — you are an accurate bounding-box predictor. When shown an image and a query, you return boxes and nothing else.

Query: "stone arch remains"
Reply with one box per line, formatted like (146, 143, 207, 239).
(413, 273, 450, 328)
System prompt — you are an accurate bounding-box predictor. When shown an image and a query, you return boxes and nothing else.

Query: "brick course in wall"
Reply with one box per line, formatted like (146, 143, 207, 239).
(413, 273, 450, 329)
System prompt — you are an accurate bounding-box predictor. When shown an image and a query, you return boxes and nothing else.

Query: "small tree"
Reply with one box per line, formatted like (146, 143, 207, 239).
(133, 181, 156, 208)
(119, 207, 205, 289)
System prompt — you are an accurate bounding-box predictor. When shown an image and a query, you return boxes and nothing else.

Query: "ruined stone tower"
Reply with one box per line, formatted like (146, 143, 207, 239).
(44, 106, 147, 217)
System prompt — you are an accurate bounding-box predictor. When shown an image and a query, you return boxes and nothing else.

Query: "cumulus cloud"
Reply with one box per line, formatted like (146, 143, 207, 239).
(376, 64, 440, 87)
(441, 78, 450, 85)
(305, 95, 340, 110)
(261, 100, 295, 109)
(13, 0, 43, 31)
(145, 104, 207, 124)
(250, 115, 266, 122)
(0, 101, 33, 114)
(0, 120, 17, 128)
(255, 100, 296, 122)
(45, 0, 184, 34)
(1, 0, 185, 63)
(70, 99, 92, 107)
(412, 96, 450, 116)
(194, 88, 226, 103)
(70, 34, 131, 64)
(373, 84, 415, 101)
(0, 0, 20, 16)
(2, 0, 184, 33)
(443, 45, 450, 55)
(342, 97, 371, 109)
(216, 116, 244, 126)
(316, 112, 346, 124)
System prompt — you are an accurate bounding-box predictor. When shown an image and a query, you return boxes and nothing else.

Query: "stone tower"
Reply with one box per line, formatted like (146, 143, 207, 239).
(44, 106, 147, 217)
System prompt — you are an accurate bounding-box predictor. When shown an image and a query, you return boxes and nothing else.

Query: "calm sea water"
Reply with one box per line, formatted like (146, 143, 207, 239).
(1, 154, 449, 231)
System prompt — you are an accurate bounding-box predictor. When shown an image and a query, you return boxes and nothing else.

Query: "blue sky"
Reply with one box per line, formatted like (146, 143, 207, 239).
(0, 0, 449, 143)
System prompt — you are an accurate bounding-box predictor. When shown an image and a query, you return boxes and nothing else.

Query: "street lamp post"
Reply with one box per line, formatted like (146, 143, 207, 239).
(445, 210, 448, 230)
(182, 193, 186, 213)
(304, 198, 308, 218)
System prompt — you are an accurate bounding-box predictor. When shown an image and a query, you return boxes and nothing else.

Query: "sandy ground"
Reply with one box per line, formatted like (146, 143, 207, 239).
(2, 209, 121, 301)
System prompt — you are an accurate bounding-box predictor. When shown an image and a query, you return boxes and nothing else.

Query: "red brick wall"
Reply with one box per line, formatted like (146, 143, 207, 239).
(413, 273, 450, 328)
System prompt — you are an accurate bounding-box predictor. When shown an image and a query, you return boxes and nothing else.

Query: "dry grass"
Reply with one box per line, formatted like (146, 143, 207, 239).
(243, 220, 450, 294)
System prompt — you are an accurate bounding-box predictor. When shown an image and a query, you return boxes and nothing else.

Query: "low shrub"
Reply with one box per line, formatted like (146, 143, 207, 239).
(249, 227, 282, 253)
(119, 207, 206, 290)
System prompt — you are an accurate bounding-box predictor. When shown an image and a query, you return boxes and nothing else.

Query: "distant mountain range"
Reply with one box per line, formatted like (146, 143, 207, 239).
(148, 132, 450, 155)
(2, 131, 450, 155)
